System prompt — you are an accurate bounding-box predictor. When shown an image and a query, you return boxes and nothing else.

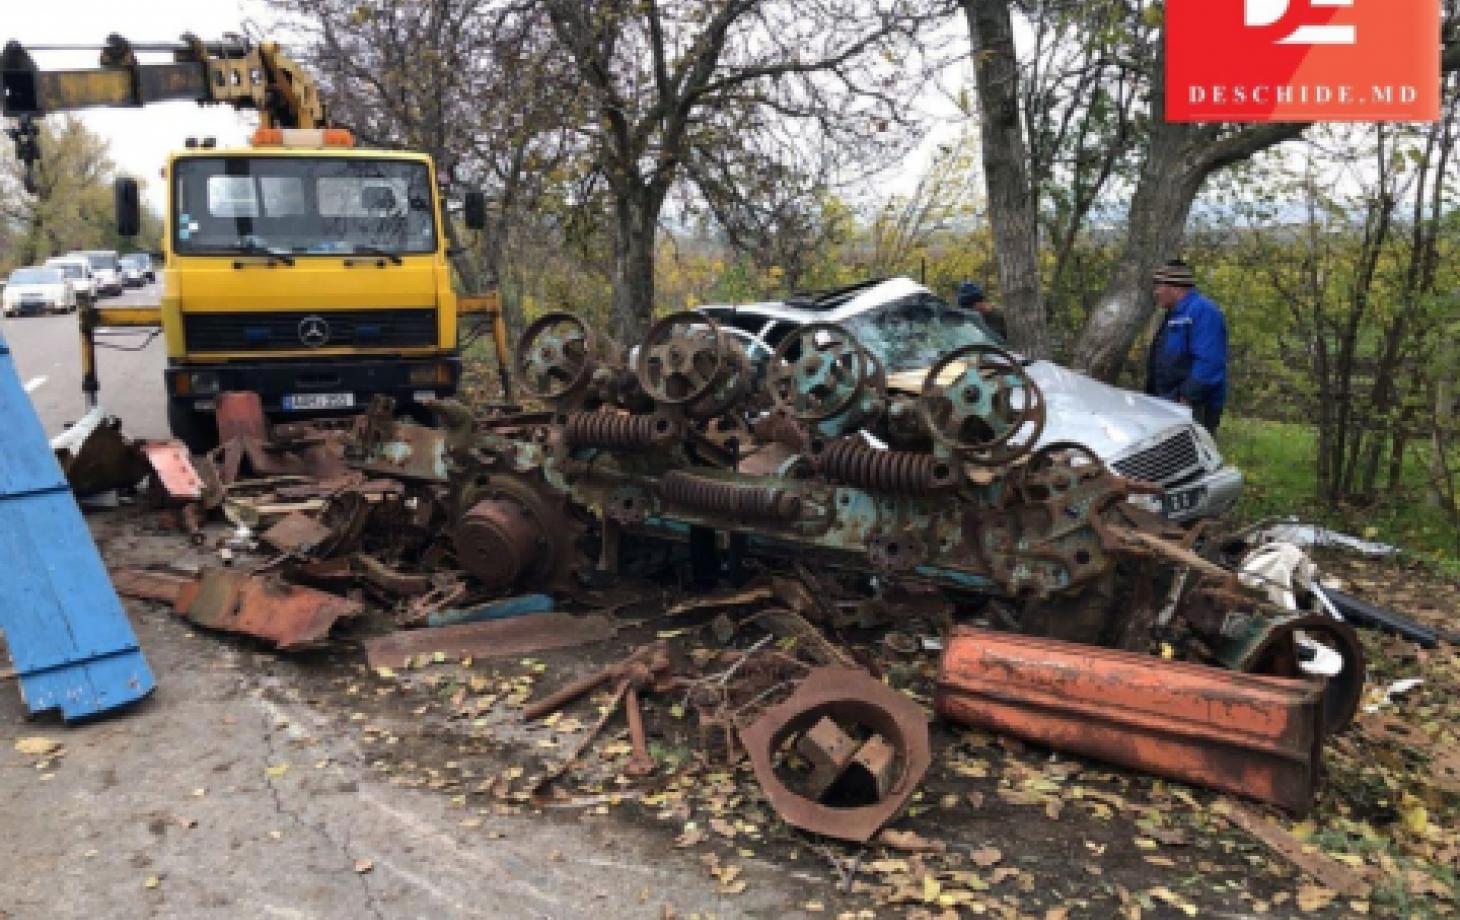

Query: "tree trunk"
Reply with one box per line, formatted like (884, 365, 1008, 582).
(1070, 44, 1305, 382)
(611, 190, 659, 342)
(964, 0, 1048, 357)
(1071, 121, 1205, 382)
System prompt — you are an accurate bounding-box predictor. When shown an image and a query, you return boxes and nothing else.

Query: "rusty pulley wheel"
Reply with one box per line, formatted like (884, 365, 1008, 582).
(635, 311, 728, 406)
(515, 311, 598, 402)
(764, 322, 880, 421)
(917, 343, 1045, 465)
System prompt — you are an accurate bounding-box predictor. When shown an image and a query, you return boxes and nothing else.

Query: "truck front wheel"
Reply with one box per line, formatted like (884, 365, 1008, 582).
(167, 399, 219, 454)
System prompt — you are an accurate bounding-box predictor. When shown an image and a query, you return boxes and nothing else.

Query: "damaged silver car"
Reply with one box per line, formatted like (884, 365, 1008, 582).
(699, 276, 1242, 521)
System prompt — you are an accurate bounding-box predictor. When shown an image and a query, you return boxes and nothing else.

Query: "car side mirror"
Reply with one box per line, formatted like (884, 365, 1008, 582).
(115, 177, 141, 237)
(463, 190, 487, 230)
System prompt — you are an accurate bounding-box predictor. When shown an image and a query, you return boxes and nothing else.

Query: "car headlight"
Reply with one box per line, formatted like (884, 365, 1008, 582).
(1192, 424, 1223, 466)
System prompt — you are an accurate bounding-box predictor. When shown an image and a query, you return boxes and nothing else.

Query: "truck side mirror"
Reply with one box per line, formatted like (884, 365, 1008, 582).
(115, 177, 140, 237)
(463, 190, 486, 230)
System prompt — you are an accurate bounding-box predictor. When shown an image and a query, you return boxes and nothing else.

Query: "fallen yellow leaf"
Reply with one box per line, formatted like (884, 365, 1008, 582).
(14, 737, 60, 756)
(922, 875, 942, 903)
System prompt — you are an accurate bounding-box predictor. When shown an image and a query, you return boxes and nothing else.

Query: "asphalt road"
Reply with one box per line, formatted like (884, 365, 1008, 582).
(1, 282, 169, 440)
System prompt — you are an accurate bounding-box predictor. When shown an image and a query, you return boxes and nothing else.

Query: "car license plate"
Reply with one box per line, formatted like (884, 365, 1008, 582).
(283, 392, 354, 411)
(1162, 485, 1207, 515)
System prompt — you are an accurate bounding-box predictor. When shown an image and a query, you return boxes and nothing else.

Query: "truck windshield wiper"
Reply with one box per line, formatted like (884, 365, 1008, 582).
(349, 245, 403, 265)
(232, 242, 295, 266)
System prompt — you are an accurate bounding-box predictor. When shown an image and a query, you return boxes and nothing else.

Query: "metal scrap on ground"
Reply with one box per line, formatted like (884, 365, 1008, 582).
(66, 297, 1456, 908)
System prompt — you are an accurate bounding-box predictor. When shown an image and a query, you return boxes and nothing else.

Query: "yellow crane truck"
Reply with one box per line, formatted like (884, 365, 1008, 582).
(1, 34, 508, 449)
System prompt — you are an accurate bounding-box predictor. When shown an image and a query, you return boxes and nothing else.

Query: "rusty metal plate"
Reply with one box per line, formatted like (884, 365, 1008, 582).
(260, 512, 334, 556)
(739, 667, 931, 843)
(174, 569, 362, 650)
(111, 569, 194, 604)
(362, 613, 615, 670)
(232, 577, 361, 649)
(141, 440, 204, 502)
(215, 391, 269, 444)
(934, 627, 1323, 813)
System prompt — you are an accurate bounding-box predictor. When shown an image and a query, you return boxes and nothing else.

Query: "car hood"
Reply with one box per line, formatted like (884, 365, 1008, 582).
(6, 285, 65, 298)
(886, 359, 1193, 458)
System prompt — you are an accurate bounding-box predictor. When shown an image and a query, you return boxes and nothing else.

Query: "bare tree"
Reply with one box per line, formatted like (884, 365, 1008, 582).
(962, 0, 1460, 381)
(270, 0, 583, 322)
(536, 0, 945, 340)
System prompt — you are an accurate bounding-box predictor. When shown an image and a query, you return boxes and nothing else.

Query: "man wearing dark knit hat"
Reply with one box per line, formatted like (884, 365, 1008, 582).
(1144, 258, 1228, 432)
(956, 280, 1008, 341)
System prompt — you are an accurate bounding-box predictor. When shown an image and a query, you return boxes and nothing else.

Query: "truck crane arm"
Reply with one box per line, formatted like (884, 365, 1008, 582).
(2, 32, 328, 191)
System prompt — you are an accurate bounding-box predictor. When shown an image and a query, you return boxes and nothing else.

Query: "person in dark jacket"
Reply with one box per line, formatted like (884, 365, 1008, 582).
(956, 281, 1008, 342)
(1145, 259, 1228, 432)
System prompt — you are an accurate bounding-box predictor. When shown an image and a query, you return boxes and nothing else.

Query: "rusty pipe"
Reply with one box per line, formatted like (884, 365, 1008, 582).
(623, 685, 655, 777)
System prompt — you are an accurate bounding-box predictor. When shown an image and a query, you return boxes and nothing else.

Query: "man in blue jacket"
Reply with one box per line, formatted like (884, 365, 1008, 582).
(1145, 259, 1228, 432)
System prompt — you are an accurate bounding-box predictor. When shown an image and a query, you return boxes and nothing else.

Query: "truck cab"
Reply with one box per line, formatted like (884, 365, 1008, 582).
(159, 129, 462, 449)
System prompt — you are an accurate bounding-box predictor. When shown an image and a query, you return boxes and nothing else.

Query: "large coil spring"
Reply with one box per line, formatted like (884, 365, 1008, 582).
(659, 470, 802, 521)
(562, 411, 679, 451)
(812, 438, 960, 496)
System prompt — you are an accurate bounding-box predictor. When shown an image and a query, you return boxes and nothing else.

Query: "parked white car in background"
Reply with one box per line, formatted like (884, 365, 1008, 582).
(118, 253, 147, 287)
(3, 266, 76, 316)
(698, 277, 1243, 522)
(67, 250, 122, 296)
(44, 256, 96, 306)
(120, 252, 155, 284)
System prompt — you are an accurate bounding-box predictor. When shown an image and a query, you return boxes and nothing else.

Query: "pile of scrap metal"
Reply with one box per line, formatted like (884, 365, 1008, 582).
(425, 311, 1370, 830)
(108, 390, 486, 648)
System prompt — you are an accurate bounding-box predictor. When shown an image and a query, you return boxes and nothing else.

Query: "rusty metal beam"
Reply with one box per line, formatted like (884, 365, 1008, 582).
(934, 627, 1325, 813)
(362, 613, 615, 670)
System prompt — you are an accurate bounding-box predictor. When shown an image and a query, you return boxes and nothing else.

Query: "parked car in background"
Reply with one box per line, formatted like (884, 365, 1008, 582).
(117, 255, 145, 287)
(67, 250, 122, 296)
(43, 256, 95, 306)
(698, 277, 1242, 522)
(120, 252, 155, 284)
(3, 266, 75, 316)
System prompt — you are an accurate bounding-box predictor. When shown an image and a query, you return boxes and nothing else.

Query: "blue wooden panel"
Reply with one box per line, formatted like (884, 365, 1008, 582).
(0, 330, 155, 720)
(0, 335, 69, 497)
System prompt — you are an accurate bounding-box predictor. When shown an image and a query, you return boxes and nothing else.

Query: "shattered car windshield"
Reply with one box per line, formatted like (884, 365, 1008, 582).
(172, 156, 437, 256)
(843, 295, 1006, 372)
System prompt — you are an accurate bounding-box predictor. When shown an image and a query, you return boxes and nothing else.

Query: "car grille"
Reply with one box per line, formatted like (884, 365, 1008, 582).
(1112, 429, 1202, 485)
(184, 309, 437, 352)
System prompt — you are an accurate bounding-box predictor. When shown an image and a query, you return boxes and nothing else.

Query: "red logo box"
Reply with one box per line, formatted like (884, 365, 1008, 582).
(1167, 1, 1440, 122)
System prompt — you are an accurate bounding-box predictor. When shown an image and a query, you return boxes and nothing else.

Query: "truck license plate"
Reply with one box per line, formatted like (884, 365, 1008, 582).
(1161, 485, 1207, 515)
(283, 392, 354, 411)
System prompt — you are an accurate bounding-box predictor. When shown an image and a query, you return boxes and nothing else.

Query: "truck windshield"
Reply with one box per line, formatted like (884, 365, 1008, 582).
(173, 157, 437, 256)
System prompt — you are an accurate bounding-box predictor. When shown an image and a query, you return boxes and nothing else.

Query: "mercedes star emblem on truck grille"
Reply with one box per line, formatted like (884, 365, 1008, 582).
(298, 315, 331, 347)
